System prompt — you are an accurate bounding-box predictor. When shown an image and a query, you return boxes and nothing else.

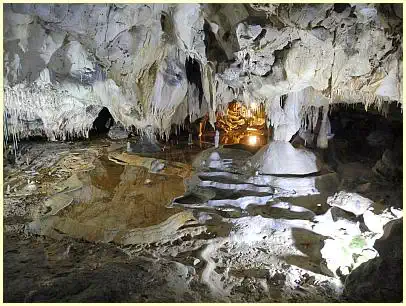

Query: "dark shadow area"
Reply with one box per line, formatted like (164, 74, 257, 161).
(326, 103, 403, 208)
(329, 103, 402, 163)
(185, 57, 204, 107)
(246, 205, 315, 221)
(211, 189, 272, 200)
(203, 20, 228, 63)
(88, 107, 114, 138)
(333, 3, 351, 13)
(173, 193, 210, 205)
(206, 220, 233, 238)
(279, 228, 329, 276)
(26, 134, 48, 142)
(281, 255, 326, 276)
(166, 114, 210, 145)
(275, 195, 331, 215)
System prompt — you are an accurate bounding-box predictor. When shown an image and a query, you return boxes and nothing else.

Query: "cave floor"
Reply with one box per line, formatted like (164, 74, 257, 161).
(3, 139, 401, 302)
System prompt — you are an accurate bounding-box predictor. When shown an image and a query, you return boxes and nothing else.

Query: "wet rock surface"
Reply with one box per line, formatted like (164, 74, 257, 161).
(127, 135, 161, 154)
(3, 140, 403, 302)
(4, 233, 214, 303)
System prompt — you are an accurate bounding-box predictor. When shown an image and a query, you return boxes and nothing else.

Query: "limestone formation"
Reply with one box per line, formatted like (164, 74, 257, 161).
(3, 3, 403, 303)
(3, 4, 402, 145)
(251, 141, 320, 175)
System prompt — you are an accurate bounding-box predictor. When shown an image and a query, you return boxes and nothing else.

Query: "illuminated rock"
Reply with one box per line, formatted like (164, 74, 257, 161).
(363, 208, 402, 234)
(343, 218, 403, 302)
(326, 191, 373, 216)
(251, 141, 320, 175)
(3, 4, 402, 144)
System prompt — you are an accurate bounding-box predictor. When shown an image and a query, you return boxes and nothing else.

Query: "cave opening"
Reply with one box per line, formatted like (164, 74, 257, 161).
(185, 57, 204, 108)
(88, 107, 114, 138)
(288, 102, 403, 184)
(327, 103, 402, 165)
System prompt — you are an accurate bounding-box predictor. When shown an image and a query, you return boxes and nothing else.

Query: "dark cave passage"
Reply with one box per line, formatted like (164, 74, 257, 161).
(185, 57, 204, 108)
(89, 107, 114, 138)
(328, 103, 402, 162)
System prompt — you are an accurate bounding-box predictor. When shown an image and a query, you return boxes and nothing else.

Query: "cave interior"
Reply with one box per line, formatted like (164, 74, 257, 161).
(3, 3, 403, 303)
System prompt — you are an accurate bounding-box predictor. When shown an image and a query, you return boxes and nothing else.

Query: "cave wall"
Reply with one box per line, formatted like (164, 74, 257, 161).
(3, 3, 403, 142)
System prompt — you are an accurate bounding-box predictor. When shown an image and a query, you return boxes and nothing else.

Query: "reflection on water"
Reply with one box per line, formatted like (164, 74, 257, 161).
(200, 130, 269, 147)
(60, 155, 184, 230)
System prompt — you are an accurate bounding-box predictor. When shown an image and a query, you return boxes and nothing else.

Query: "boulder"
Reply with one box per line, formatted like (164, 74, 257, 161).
(108, 124, 128, 140)
(363, 207, 402, 234)
(344, 257, 402, 302)
(343, 218, 403, 302)
(373, 218, 403, 260)
(327, 191, 373, 216)
(366, 130, 394, 147)
(373, 149, 402, 181)
(150, 159, 165, 173)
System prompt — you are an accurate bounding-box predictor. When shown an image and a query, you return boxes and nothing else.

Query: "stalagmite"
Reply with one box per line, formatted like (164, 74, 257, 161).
(214, 130, 220, 148)
(317, 106, 329, 149)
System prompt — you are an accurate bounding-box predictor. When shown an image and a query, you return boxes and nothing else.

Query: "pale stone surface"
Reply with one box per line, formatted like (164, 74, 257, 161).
(326, 191, 373, 216)
(3, 4, 402, 142)
(251, 141, 320, 175)
(363, 208, 402, 234)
